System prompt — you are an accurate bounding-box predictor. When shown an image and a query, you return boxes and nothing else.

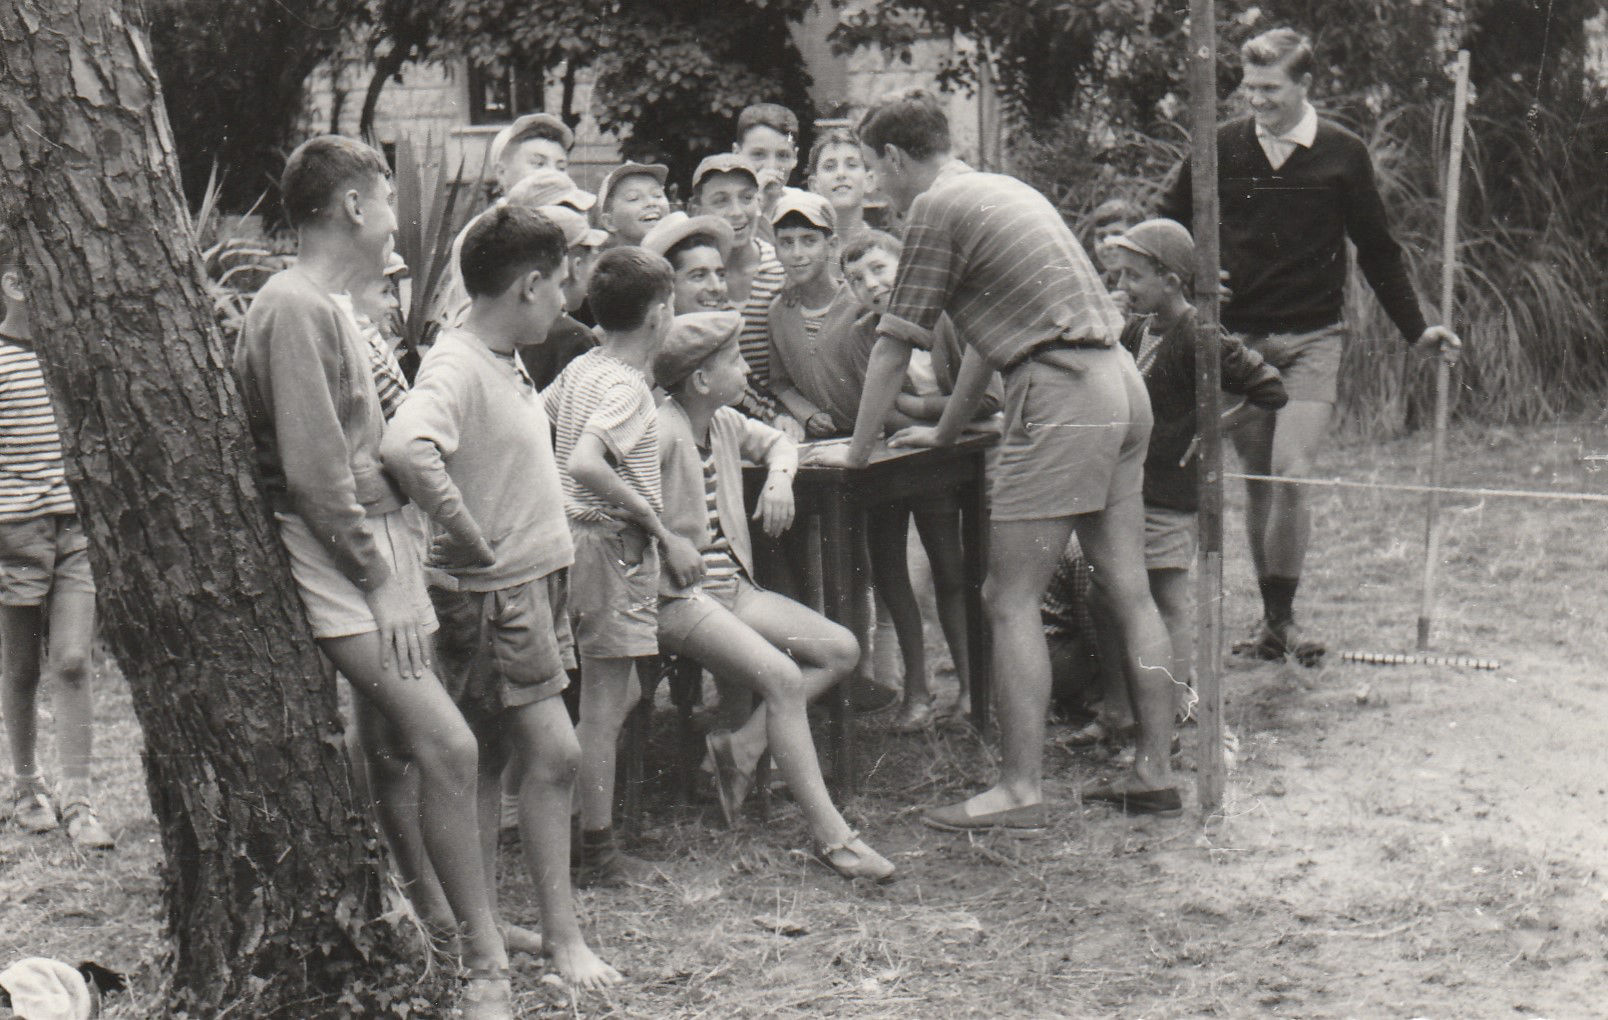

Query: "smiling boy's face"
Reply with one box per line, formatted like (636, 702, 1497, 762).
(774, 224, 833, 288)
(670, 244, 729, 314)
(810, 142, 873, 212)
(844, 245, 898, 315)
(693, 173, 760, 247)
(738, 125, 797, 209)
(602, 174, 668, 245)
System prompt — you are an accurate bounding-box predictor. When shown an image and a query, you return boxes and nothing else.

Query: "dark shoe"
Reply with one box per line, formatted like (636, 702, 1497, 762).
(922, 800, 1048, 834)
(849, 675, 900, 715)
(575, 828, 651, 888)
(1081, 781, 1184, 817)
(1233, 617, 1326, 667)
(705, 730, 755, 828)
(816, 829, 895, 882)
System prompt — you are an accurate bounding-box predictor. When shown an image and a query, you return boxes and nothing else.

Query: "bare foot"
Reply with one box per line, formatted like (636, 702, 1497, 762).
(500, 922, 544, 957)
(548, 938, 623, 990)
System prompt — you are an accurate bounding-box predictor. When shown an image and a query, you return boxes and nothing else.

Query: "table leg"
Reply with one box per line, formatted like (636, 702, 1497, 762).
(959, 464, 991, 732)
(821, 489, 860, 797)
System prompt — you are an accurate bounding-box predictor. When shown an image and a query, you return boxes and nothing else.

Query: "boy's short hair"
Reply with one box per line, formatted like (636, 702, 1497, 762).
(588, 247, 674, 331)
(666, 233, 725, 270)
(736, 103, 799, 144)
(1241, 27, 1315, 81)
(840, 229, 900, 274)
(1092, 198, 1142, 230)
(280, 135, 390, 230)
(857, 89, 950, 162)
(460, 205, 567, 298)
(806, 127, 862, 176)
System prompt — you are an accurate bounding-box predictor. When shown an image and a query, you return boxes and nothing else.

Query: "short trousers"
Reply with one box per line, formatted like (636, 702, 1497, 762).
(991, 344, 1151, 522)
(275, 506, 438, 640)
(0, 514, 95, 607)
(1239, 323, 1344, 404)
(430, 571, 575, 726)
(1143, 504, 1198, 572)
(657, 572, 761, 652)
(569, 519, 659, 659)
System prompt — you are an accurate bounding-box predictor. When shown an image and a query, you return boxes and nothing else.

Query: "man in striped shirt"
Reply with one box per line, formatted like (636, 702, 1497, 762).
(0, 239, 113, 848)
(818, 90, 1184, 824)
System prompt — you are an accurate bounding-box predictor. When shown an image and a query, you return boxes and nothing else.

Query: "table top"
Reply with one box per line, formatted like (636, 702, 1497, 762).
(793, 432, 997, 479)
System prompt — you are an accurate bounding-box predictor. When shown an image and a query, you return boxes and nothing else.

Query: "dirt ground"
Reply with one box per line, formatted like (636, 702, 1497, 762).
(3, 421, 1607, 1018)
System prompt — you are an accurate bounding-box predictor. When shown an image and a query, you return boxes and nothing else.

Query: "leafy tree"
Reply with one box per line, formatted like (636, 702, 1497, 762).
(140, 0, 367, 211)
(443, 0, 818, 190)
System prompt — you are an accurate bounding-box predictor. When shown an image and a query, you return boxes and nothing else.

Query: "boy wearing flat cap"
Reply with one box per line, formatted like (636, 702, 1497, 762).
(597, 162, 671, 248)
(654, 310, 893, 882)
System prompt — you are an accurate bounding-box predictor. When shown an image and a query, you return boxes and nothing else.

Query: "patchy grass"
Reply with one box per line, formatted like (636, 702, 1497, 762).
(5, 421, 1608, 1017)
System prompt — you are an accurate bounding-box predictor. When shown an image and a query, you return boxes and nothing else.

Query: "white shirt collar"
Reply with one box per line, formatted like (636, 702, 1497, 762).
(1256, 102, 1319, 148)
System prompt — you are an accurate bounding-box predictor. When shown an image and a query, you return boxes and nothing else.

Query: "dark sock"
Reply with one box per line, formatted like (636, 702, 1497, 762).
(1259, 575, 1299, 625)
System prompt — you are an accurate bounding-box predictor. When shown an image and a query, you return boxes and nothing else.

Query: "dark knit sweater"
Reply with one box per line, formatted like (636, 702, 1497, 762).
(1159, 115, 1427, 343)
(1120, 308, 1288, 513)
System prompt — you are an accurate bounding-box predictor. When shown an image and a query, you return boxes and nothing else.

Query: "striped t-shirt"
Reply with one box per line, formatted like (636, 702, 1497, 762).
(699, 446, 741, 585)
(542, 348, 662, 522)
(737, 239, 786, 380)
(0, 336, 75, 523)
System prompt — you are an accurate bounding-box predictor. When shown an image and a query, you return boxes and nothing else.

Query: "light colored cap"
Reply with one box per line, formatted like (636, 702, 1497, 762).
(769, 189, 836, 231)
(383, 250, 408, 276)
(1108, 218, 1196, 286)
(503, 168, 595, 212)
(641, 212, 735, 261)
(653, 311, 743, 389)
(487, 112, 574, 168)
(537, 205, 609, 249)
(690, 153, 759, 195)
(0, 958, 93, 1020)
(597, 161, 669, 213)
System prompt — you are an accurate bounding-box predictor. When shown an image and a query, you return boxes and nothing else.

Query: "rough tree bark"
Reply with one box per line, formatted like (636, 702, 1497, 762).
(0, 2, 429, 1015)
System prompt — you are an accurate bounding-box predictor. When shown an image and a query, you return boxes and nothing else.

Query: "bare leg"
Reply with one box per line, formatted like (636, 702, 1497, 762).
(912, 508, 970, 710)
(575, 655, 640, 832)
(508, 698, 621, 989)
(45, 589, 96, 800)
(1, 604, 44, 783)
(1074, 491, 1177, 792)
(351, 691, 453, 933)
(1262, 400, 1333, 579)
(320, 634, 505, 973)
(1086, 590, 1136, 731)
(948, 517, 1078, 814)
(672, 600, 858, 846)
(1148, 567, 1194, 710)
(867, 507, 929, 706)
(1230, 406, 1276, 580)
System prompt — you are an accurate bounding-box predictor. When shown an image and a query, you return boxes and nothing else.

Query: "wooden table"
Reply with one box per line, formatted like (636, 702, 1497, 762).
(747, 435, 995, 795)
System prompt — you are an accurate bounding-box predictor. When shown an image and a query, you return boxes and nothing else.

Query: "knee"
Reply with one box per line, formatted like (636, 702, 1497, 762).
(417, 717, 480, 780)
(525, 730, 581, 787)
(52, 652, 91, 688)
(825, 625, 861, 676)
(755, 658, 806, 707)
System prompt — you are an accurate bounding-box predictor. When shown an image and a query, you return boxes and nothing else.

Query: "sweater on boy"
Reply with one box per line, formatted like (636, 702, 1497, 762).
(0, 336, 76, 523)
(765, 284, 872, 432)
(657, 399, 796, 585)
(1118, 309, 1287, 514)
(235, 267, 403, 591)
(1159, 115, 1427, 342)
(380, 327, 573, 591)
(542, 347, 662, 522)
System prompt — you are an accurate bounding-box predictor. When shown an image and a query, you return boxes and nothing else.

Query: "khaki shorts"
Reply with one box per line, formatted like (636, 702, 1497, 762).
(1143, 504, 1198, 572)
(657, 572, 761, 652)
(991, 345, 1151, 522)
(0, 514, 95, 607)
(275, 507, 438, 640)
(1240, 323, 1344, 404)
(569, 519, 659, 659)
(430, 571, 575, 727)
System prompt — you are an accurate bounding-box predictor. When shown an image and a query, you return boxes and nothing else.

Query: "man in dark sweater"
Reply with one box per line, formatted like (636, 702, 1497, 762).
(1159, 27, 1460, 664)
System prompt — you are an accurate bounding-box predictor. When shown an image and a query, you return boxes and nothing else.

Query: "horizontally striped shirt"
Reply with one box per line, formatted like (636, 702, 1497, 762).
(542, 348, 662, 522)
(734, 239, 787, 424)
(0, 336, 75, 523)
(878, 160, 1122, 371)
(699, 446, 741, 585)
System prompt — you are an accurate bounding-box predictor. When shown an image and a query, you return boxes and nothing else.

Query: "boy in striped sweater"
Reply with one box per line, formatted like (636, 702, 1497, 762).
(0, 238, 113, 849)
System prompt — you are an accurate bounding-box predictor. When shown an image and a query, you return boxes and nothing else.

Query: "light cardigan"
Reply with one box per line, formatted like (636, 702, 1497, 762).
(656, 399, 796, 586)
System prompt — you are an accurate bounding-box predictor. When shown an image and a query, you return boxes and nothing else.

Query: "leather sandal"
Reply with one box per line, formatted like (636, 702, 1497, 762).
(459, 966, 513, 1020)
(816, 830, 895, 882)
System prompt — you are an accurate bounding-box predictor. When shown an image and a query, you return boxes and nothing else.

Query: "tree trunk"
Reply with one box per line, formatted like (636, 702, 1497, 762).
(359, 42, 409, 145)
(0, 2, 428, 1015)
